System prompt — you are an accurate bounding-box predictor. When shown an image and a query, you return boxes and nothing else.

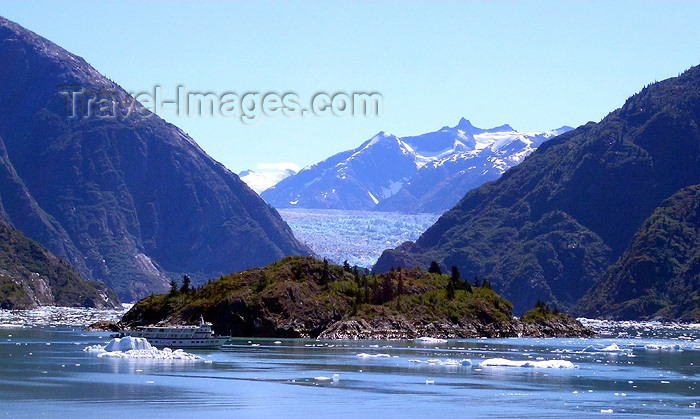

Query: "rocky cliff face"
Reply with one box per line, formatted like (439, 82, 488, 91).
(0, 218, 119, 309)
(375, 65, 700, 317)
(0, 16, 309, 300)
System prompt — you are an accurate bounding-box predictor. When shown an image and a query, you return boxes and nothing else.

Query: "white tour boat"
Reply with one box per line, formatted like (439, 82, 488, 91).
(115, 316, 229, 349)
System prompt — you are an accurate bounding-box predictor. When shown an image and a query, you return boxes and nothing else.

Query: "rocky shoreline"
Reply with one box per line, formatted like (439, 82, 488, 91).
(319, 314, 594, 340)
(119, 303, 593, 340)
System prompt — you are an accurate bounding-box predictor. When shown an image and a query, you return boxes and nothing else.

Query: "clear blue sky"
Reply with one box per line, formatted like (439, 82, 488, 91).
(2, 1, 700, 173)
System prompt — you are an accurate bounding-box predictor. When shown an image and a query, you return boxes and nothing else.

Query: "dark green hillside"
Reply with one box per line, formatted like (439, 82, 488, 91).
(0, 218, 119, 309)
(121, 257, 590, 339)
(376, 66, 700, 316)
(578, 185, 700, 321)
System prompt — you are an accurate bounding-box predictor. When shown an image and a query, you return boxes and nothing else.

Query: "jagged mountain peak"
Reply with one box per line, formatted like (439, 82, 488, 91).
(456, 117, 476, 130)
(262, 119, 570, 213)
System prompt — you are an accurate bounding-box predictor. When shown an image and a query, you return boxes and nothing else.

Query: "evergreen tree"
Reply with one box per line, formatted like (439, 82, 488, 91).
(371, 278, 380, 305)
(396, 274, 403, 311)
(363, 275, 370, 304)
(451, 265, 460, 282)
(382, 275, 394, 303)
(169, 279, 178, 296)
(353, 280, 362, 308)
(180, 275, 191, 294)
(446, 276, 455, 300)
(343, 260, 351, 272)
(292, 262, 303, 281)
(321, 258, 330, 285)
(428, 261, 442, 274)
(473, 275, 480, 287)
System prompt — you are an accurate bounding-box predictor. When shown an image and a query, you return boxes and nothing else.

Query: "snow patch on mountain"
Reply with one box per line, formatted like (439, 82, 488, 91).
(239, 163, 299, 194)
(261, 119, 572, 213)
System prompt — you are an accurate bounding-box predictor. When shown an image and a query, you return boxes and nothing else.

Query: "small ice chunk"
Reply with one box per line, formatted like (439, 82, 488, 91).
(356, 353, 391, 358)
(644, 344, 681, 351)
(415, 337, 448, 344)
(601, 343, 622, 352)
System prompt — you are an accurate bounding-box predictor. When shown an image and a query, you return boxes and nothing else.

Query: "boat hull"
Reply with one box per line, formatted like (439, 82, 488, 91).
(129, 337, 229, 349)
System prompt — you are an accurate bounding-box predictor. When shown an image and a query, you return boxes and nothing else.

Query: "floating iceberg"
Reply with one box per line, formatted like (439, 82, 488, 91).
(582, 343, 627, 353)
(105, 336, 153, 352)
(479, 358, 577, 369)
(314, 374, 340, 384)
(415, 337, 448, 344)
(84, 337, 202, 360)
(0, 305, 128, 327)
(356, 353, 391, 358)
(601, 343, 623, 352)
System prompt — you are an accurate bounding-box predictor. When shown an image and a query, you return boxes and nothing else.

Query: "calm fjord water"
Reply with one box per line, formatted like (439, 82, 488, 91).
(0, 311, 697, 418)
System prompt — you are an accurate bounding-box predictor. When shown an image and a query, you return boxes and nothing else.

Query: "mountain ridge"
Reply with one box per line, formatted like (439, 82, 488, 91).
(375, 65, 700, 318)
(262, 121, 571, 213)
(0, 15, 310, 301)
(578, 184, 700, 321)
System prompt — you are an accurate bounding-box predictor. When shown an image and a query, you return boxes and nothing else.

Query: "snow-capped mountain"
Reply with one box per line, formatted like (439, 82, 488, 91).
(378, 119, 572, 212)
(261, 119, 572, 213)
(239, 168, 297, 194)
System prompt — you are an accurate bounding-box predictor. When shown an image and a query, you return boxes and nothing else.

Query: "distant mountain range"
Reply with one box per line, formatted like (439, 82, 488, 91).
(0, 16, 309, 301)
(262, 120, 571, 213)
(375, 66, 700, 320)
